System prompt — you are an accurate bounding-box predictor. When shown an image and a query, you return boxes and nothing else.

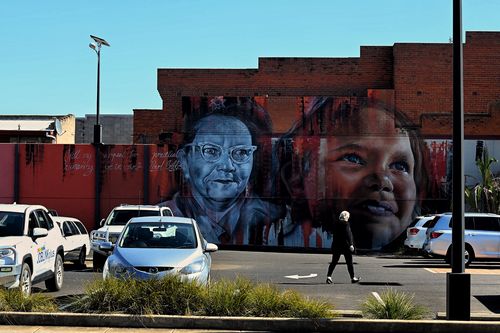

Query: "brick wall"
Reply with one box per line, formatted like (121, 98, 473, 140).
(134, 31, 500, 143)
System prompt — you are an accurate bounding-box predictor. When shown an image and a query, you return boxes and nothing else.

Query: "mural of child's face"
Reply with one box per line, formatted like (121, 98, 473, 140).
(307, 107, 417, 249)
(179, 115, 254, 210)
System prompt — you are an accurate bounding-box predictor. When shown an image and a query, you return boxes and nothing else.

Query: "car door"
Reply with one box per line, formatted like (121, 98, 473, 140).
(27, 210, 49, 275)
(34, 209, 56, 273)
(61, 221, 76, 260)
(468, 216, 499, 259)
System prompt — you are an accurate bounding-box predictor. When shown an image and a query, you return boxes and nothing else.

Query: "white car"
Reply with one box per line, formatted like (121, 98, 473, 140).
(403, 215, 437, 252)
(0, 203, 65, 295)
(423, 212, 500, 266)
(102, 216, 217, 285)
(90, 204, 173, 270)
(54, 216, 90, 267)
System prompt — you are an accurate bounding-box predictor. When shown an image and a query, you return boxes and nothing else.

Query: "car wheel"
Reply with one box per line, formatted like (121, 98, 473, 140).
(464, 245, 474, 267)
(446, 245, 474, 267)
(45, 254, 64, 291)
(93, 252, 106, 272)
(74, 247, 87, 268)
(19, 262, 32, 296)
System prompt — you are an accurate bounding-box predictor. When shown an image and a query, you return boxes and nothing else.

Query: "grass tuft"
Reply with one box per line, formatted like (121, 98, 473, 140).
(68, 275, 334, 318)
(360, 289, 429, 320)
(0, 288, 57, 312)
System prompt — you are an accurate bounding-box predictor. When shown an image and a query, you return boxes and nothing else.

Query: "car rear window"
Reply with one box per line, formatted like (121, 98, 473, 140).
(408, 218, 422, 228)
(107, 209, 160, 226)
(422, 219, 434, 228)
(427, 215, 442, 228)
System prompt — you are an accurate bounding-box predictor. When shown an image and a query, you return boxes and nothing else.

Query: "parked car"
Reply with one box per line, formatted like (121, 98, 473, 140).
(0, 203, 64, 295)
(53, 216, 90, 267)
(404, 215, 437, 252)
(90, 204, 174, 270)
(101, 216, 217, 285)
(423, 212, 500, 266)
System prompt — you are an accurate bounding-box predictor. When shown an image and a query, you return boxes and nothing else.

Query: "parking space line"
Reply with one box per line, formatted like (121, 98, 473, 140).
(424, 267, 500, 275)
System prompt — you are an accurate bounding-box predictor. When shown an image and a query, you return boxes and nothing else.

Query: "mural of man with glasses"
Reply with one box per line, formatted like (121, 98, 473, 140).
(161, 97, 284, 245)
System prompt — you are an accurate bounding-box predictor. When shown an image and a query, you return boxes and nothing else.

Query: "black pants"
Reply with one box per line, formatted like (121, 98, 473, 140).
(327, 249, 354, 279)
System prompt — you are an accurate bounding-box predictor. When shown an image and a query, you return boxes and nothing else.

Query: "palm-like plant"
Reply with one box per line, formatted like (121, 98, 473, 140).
(465, 149, 500, 214)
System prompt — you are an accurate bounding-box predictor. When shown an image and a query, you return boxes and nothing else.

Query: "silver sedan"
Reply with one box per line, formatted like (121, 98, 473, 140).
(102, 216, 217, 284)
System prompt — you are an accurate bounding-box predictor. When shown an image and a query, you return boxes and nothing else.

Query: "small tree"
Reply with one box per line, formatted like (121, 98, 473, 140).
(465, 148, 500, 214)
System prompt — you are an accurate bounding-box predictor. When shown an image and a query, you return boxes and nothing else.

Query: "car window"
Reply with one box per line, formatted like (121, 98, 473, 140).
(449, 216, 475, 229)
(473, 217, 500, 232)
(421, 220, 431, 228)
(28, 212, 39, 234)
(120, 222, 197, 248)
(0, 212, 24, 237)
(107, 209, 161, 226)
(68, 221, 80, 235)
(62, 222, 72, 236)
(428, 215, 442, 228)
(74, 221, 88, 234)
(35, 210, 51, 230)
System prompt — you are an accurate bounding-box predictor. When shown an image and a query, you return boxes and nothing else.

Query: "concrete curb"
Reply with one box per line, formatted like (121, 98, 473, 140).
(1, 312, 500, 333)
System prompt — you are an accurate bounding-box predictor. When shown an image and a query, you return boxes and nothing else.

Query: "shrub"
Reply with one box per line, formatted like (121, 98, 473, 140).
(0, 288, 57, 312)
(68, 275, 334, 318)
(360, 289, 429, 320)
(67, 275, 205, 315)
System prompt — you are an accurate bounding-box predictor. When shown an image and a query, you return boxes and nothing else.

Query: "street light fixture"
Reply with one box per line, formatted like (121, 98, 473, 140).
(89, 35, 110, 144)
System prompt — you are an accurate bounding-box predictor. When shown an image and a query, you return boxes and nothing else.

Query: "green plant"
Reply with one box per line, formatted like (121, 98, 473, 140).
(0, 288, 57, 312)
(68, 275, 334, 318)
(360, 289, 429, 320)
(465, 149, 500, 214)
(67, 275, 205, 315)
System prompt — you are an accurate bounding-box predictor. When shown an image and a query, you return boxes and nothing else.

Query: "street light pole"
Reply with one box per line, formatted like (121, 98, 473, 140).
(446, 0, 470, 320)
(89, 35, 110, 145)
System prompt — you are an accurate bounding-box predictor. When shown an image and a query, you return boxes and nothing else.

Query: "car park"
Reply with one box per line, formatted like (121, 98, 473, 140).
(0, 203, 65, 295)
(403, 215, 436, 252)
(101, 216, 217, 285)
(90, 204, 174, 270)
(423, 212, 500, 266)
(53, 216, 90, 267)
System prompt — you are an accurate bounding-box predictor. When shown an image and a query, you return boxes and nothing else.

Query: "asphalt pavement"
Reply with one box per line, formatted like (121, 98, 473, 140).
(35, 250, 500, 315)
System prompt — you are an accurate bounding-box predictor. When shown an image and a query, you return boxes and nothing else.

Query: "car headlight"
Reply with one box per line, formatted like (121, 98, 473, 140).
(0, 248, 16, 265)
(108, 256, 131, 276)
(180, 258, 206, 275)
(91, 231, 107, 241)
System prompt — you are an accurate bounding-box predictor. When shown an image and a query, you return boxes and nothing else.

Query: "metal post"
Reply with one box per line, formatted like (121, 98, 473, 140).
(93, 47, 102, 145)
(446, 0, 470, 320)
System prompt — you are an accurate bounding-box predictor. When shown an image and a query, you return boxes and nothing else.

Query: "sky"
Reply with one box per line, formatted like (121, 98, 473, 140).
(1, 0, 499, 117)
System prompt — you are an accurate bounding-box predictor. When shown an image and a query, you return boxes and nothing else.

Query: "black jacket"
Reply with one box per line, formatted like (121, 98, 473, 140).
(331, 221, 354, 251)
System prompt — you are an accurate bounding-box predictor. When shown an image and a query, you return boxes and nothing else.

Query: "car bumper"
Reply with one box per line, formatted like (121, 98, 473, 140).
(0, 264, 22, 288)
(91, 241, 112, 256)
(105, 266, 209, 285)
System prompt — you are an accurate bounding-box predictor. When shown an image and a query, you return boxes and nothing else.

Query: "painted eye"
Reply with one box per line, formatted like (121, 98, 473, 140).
(201, 146, 221, 160)
(340, 153, 365, 165)
(390, 161, 410, 172)
(231, 148, 252, 163)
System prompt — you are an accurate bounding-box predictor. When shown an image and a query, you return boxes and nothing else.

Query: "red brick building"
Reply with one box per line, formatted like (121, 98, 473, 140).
(133, 31, 500, 143)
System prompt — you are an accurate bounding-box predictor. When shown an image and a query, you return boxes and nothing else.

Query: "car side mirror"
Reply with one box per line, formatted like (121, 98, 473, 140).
(99, 242, 114, 252)
(99, 219, 105, 227)
(32, 227, 48, 239)
(204, 243, 218, 253)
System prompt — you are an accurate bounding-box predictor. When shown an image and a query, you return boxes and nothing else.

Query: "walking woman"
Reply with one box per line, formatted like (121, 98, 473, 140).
(326, 211, 360, 284)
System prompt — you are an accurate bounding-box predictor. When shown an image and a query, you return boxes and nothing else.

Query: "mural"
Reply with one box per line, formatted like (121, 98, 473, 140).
(4, 96, 498, 252)
(159, 97, 284, 245)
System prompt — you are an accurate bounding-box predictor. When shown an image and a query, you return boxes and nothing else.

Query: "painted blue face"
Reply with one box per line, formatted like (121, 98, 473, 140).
(179, 115, 255, 210)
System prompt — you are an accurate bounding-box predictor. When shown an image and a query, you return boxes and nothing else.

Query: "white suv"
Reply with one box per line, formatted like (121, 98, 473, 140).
(0, 204, 65, 295)
(90, 204, 173, 270)
(423, 212, 500, 266)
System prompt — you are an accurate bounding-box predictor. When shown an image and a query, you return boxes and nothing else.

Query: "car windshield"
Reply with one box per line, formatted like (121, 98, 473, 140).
(119, 222, 197, 249)
(0, 212, 24, 237)
(106, 209, 160, 226)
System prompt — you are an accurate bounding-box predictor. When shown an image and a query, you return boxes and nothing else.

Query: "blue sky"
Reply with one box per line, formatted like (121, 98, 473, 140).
(1, 0, 499, 117)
